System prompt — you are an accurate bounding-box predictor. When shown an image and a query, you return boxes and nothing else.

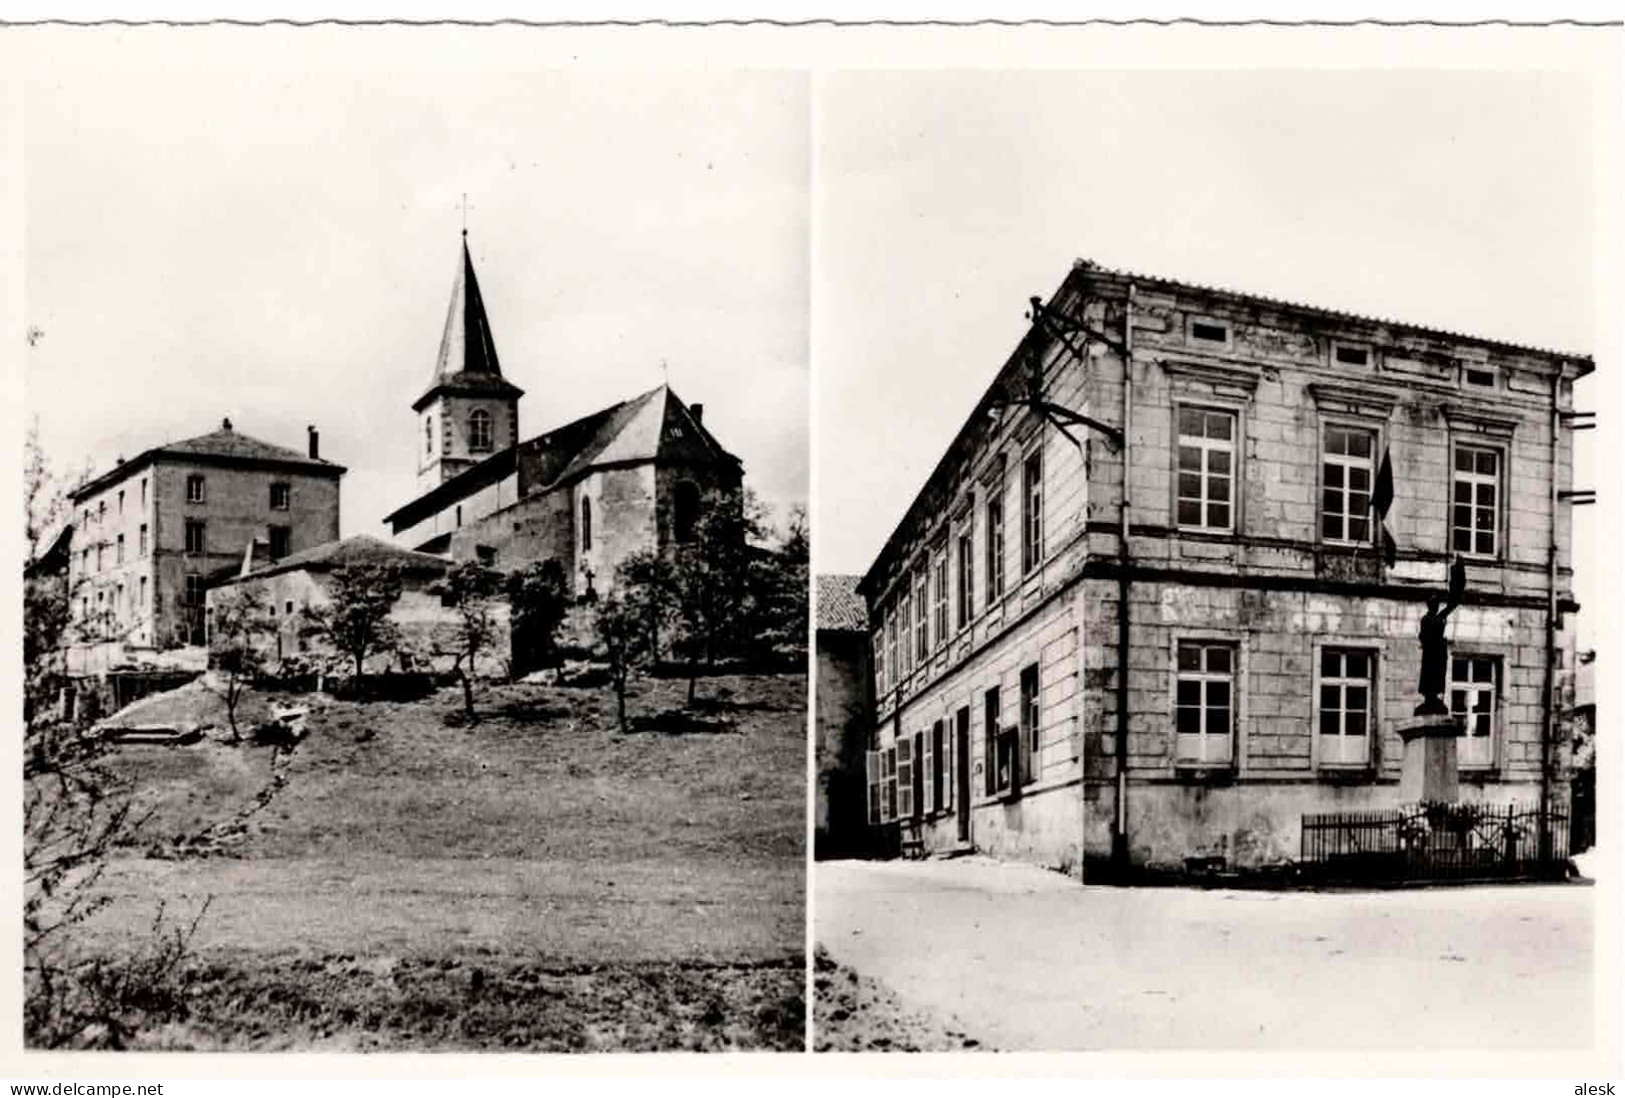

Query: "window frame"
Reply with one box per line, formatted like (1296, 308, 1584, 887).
(985, 490, 1006, 605)
(983, 686, 1004, 797)
(186, 474, 206, 504)
(1449, 440, 1505, 561)
(1173, 403, 1240, 535)
(1019, 663, 1041, 787)
(581, 495, 593, 552)
(1319, 420, 1381, 547)
(872, 627, 886, 697)
(1313, 643, 1379, 771)
(184, 519, 206, 555)
(1172, 637, 1240, 768)
(1450, 652, 1502, 771)
(269, 524, 292, 560)
(1185, 314, 1233, 349)
(956, 527, 974, 633)
(270, 482, 291, 512)
(932, 550, 949, 650)
(468, 408, 494, 453)
(1021, 447, 1044, 575)
(913, 569, 928, 664)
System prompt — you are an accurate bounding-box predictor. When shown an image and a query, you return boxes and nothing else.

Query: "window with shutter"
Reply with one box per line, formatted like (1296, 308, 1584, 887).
(984, 687, 1001, 796)
(1020, 664, 1041, 785)
(896, 738, 914, 819)
(941, 719, 954, 813)
(882, 747, 898, 822)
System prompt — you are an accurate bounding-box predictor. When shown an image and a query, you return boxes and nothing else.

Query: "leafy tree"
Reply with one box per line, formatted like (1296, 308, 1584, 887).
(747, 502, 809, 662)
(302, 562, 404, 694)
(671, 486, 758, 705)
(505, 559, 570, 677)
(435, 562, 504, 721)
(207, 586, 274, 743)
(615, 548, 679, 663)
(593, 593, 647, 733)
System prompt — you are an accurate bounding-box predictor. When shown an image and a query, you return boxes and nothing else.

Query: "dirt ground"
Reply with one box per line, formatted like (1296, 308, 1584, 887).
(50, 671, 806, 1051)
(812, 947, 983, 1053)
(817, 856, 1596, 1052)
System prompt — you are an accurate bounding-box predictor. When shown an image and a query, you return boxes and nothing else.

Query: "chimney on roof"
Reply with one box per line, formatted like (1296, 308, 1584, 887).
(689, 403, 704, 425)
(308, 424, 320, 460)
(222, 417, 233, 431)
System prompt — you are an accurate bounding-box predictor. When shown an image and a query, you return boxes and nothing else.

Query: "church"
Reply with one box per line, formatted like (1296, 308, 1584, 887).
(382, 234, 744, 596)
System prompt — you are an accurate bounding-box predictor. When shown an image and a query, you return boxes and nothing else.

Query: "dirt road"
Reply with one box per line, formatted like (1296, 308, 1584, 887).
(816, 857, 1595, 1051)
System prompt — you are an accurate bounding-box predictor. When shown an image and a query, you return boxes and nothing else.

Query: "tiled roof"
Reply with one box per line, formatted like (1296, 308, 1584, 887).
(384, 384, 740, 530)
(816, 574, 867, 632)
(71, 420, 345, 502)
(218, 534, 451, 586)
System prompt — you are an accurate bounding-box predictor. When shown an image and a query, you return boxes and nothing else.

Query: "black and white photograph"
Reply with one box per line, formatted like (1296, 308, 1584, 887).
(19, 52, 810, 1052)
(812, 59, 1615, 1053)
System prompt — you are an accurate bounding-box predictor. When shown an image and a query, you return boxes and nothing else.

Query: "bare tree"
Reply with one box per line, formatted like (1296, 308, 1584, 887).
(434, 561, 504, 722)
(594, 593, 648, 733)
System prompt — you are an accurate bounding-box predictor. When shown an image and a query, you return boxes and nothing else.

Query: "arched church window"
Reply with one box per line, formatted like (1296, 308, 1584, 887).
(675, 481, 701, 544)
(581, 497, 593, 552)
(424, 415, 433, 456)
(469, 409, 493, 453)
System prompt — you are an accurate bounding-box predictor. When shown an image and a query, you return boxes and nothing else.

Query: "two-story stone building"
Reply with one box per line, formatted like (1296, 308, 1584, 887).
(382, 235, 744, 596)
(66, 420, 344, 665)
(857, 259, 1590, 875)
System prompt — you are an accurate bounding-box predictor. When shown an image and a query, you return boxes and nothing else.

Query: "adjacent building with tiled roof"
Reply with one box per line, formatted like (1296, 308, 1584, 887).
(385, 233, 744, 596)
(65, 418, 344, 662)
(816, 574, 876, 858)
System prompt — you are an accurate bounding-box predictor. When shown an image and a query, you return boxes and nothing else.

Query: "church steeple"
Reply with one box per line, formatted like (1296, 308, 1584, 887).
(413, 234, 525, 491)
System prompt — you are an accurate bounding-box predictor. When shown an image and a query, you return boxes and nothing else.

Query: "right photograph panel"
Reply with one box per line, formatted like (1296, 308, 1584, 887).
(812, 65, 1603, 1053)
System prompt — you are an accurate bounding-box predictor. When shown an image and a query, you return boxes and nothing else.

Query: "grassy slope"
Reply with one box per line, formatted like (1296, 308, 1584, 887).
(66, 671, 806, 1050)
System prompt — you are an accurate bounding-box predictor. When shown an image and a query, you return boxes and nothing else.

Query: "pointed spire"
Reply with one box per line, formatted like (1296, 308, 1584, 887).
(413, 234, 524, 412)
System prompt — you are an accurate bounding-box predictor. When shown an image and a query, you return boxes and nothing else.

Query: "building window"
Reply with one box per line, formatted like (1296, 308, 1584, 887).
(1175, 640, 1235, 765)
(139, 575, 148, 612)
(914, 571, 928, 663)
(1451, 655, 1499, 768)
(985, 686, 1009, 796)
(1334, 344, 1370, 367)
(1176, 407, 1236, 533)
(1322, 426, 1375, 544)
(455, 504, 463, 528)
(118, 490, 124, 514)
(184, 573, 204, 607)
(897, 593, 911, 675)
(932, 552, 948, 649)
(675, 482, 701, 543)
(1464, 367, 1497, 388)
(96, 545, 104, 571)
(469, 409, 494, 452)
(98, 501, 106, 523)
(186, 474, 205, 503)
(184, 520, 206, 554)
(1021, 450, 1043, 574)
(270, 483, 291, 511)
(581, 497, 592, 552)
(985, 494, 1005, 603)
(476, 545, 496, 567)
(1452, 445, 1501, 558)
(269, 525, 291, 560)
(883, 746, 898, 821)
(1319, 648, 1374, 767)
(885, 608, 899, 685)
(1190, 319, 1230, 344)
(139, 523, 148, 556)
(1020, 663, 1041, 786)
(873, 629, 886, 696)
(141, 477, 147, 506)
(928, 719, 946, 813)
(116, 534, 125, 564)
(956, 530, 974, 631)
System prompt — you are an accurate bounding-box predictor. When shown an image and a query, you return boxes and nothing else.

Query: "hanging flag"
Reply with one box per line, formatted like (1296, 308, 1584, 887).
(1371, 448, 1397, 570)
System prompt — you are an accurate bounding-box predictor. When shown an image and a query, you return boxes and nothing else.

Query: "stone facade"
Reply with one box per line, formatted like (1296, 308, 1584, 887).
(858, 260, 1590, 875)
(67, 422, 343, 663)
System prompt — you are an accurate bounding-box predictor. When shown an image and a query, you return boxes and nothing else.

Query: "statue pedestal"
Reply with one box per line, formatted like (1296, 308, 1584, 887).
(1397, 715, 1465, 804)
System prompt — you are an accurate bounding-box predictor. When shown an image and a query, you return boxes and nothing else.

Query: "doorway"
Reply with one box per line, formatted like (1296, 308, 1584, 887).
(955, 706, 971, 843)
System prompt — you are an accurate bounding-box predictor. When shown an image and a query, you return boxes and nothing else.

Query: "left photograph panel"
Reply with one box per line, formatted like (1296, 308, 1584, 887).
(21, 60, 810, 1052)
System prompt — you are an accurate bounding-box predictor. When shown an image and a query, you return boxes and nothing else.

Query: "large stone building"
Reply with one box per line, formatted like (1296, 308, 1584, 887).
(383, 236, 743, 595)
(66, 420, 344, 666)
(856, 259, 1590, 875)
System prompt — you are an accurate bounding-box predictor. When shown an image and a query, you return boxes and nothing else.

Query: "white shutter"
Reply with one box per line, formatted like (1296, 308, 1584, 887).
(922, 729, 935, 815)
(942, 724, 954, 812)
(866, 750, 881, 825)
(897, 738, 914, 819)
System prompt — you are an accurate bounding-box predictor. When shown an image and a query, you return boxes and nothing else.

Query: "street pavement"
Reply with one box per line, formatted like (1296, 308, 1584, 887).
(816, 856, 1596, 1051)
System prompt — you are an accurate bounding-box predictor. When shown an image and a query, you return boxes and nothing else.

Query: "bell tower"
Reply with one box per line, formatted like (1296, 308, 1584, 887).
(414, 232, 524, 491)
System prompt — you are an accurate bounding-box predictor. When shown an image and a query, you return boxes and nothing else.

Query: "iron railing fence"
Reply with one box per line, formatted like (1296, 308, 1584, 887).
(1300, 802, 1569, 884)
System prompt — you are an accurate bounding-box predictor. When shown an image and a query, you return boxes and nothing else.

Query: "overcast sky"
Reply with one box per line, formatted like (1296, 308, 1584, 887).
(23, 68, 809, 536)
(815, 65, 1614, 640)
